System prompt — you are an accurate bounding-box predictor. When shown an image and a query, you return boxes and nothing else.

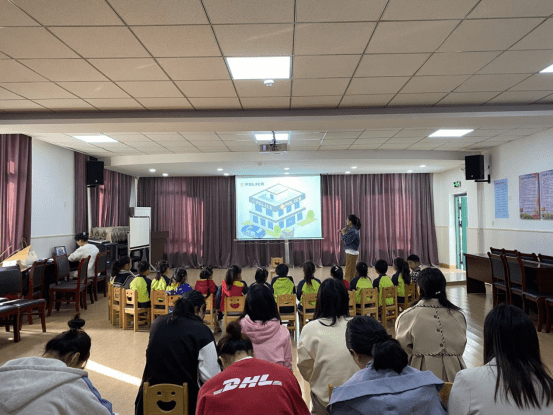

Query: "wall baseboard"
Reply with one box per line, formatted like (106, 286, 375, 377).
(439, 263, 457, 269)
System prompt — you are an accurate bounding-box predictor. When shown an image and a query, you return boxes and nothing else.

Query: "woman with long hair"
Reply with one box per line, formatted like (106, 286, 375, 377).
(448, 304, 553, 414)
(395, 267, 467, 381)
(135, 291, 220, 415)
(340, 214, 361, 283)
(328, 316, 446, 414)
(297, 279, 358, 414)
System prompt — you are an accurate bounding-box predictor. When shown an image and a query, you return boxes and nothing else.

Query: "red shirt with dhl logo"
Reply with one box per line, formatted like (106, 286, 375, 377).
(196, 357, 309, 415)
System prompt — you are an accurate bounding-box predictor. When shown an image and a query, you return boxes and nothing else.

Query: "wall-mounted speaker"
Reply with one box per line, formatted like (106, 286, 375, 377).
(86, 161, 104, 186)
(465, 155, 484, 180)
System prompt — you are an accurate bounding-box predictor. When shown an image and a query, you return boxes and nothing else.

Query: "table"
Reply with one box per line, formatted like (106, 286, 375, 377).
(522, 260, 553, 294)
(464, 253, 492, 294)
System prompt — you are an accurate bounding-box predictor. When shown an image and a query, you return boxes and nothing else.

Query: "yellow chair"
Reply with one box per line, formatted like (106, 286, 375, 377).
(143, 382, 188, 415)
(269, 257, 284, 279)
(203, 293, 216, 329)
(107, 283, 113, 322)
(398, 282, 417, 313)
(439, 382, 453, 406)
(277, 294, 297, 337)
(380, 286, 399, 328)
(359, 288, 379, 320)
(166, 295, 180, 314)
(348, 291, 355, 315)
(111, 286, 123, 328)
(122, 289, 151, 332)
(151, 290, 168, 323)
(298, 293, 317, 330)
(224, 296, 245, 326)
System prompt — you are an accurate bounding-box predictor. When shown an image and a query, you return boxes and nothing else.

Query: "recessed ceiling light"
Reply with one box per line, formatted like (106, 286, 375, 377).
(149, 169, 156, 172)
(284, 167, 290, 170)
(345, 171, 351, 174)
(407, 170, 413, 173)
(73, 135, 117, 143)
(227, 57, 291, 80)
(255, 133, 289, 142)
(540, 63, 553, 73)
(162, 173, 169, 177)
(284, 172, 290, 175)
(223, 173, 230, 176)
(351, 166, 357, 169)
(217, 168, 223, 171)
(420, 165, 426, 168)
(428, 129, 474, 138)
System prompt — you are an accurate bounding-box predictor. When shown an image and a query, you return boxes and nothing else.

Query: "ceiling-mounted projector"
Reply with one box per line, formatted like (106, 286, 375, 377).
(259, 142, 288, 153)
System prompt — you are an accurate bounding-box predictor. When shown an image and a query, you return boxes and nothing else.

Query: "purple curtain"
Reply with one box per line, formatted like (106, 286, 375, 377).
(74, 152, 89, 234)
(0, 134, 32, 261)
(97, 169, 133, 227)
(138, 174, 438, 268)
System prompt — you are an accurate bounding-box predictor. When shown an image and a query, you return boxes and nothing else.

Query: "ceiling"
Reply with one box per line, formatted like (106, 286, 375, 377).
(1, 0, 553, 175)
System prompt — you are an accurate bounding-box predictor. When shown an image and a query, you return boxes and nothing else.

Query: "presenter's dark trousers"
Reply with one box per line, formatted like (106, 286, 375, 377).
(345, 253, 358, 283)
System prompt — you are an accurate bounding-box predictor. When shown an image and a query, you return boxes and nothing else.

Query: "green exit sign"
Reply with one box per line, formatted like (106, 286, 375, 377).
(454, 181, 461, 188)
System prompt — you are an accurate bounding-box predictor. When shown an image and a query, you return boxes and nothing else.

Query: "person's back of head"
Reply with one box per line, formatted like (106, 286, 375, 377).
(356, 261, 369, 278)
(137, 260, 150, 276)
(173, 267, 187, 286)
(155, 260, 169, 281)
(74, 232, 88, 244)
(484, 304, 553, 410)
(241, 284, 280, 324)
(348, 214, 361, 230)
(170, 290, 206, 324)
(375, 259, 388, 275)
(313, 278, 349, 326)
(44, 315, 91, 368)
(225, 265, 242, 288)
(330, 265, 344, 281)
(302, 260, 316, 285)
(417, 268, 461, 311)
(217, 320, 254, 368)
(275, 263, 289, 278)
(199, 267, 213, 280)
(346, 316, 407, 373)
(111, 256, 131, 277)
(393, 257, 411, 285)
(254, 268, 268, 284)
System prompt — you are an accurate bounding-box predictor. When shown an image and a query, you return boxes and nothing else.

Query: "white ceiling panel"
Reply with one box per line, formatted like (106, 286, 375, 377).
(355, 54, 430, 77)
(379, 143, 412, 150)
(401, 75, 470, 93)
(88, 59, 169, 81)
(367, 21, 459, 53)
(324, 131, 362, 139)
(0, 28, 78, 58)
(0, 1, 39, 26)
(417, 52, 500, 76)
(292, 79, 350, 96)
(339, 94, 394, 107)
(346, 77, 409, 95)
(319, 144, 351, 150)
(240, 96, 290, 109)
(188, 98, 242, 109)
(383, 0, 479, 20)
(0, 100, 48, 111)
(33, 99, 96, 111)
(388, 93, 448, 106)
(485, 91, 552, 105)
(234, 80, 291, 97)
(175, 80, 236, 98)
(108, 0, 208, 25)
(19, 59, 108, 82)
(296, 0, 387, 22)
(436, 92, 499, 105)
(478, 50, 553, 74)
(132, 26, 221, 57)
(349, 144, 381, 150)
(103, 133, 149, 141)
(136, 98, 193, 110)
(58, 82, 130, 99)
(294, 23, 376, 55)
(395, 129, 437, 137)
(84, 98, 144, 110)
(511, 19, 553, 50)
(182, 132, 221, 140)
(13, 0, 124, 26)
(213, 24, 293, 56)
(157, 58, 230, 81)
(0, 61, 46, 82)
(117, 82, 184, 98)
(438, 18, 543, 52)
(1, 82, 76, 99)
(293, 55, 360, 78)
(469, 0, 553, 18)
(203, 0, 294, 23)
(291, 96, 341, 109)
(455, 74, 531, 92)
(0, 88, 24, 100)
(358, 130, 400, 138)
(509, 74, 553, 91)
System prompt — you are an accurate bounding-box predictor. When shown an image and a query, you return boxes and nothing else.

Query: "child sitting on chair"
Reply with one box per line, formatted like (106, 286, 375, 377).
(372, 260, 394, 307)
(407, 254, 422, 285)
(216, 265, 248, 321)
(194, 267, 220, 333)
(331, 265, 350, 290)
(271, 264, 296, 314)
(391, 257, 411, 303)
(251, 268, 273, 294)
(150, 260, 170, 291)
(350, 262, 372, 308)
(129, 260, 152, 308)
(166, 268, 192, 296)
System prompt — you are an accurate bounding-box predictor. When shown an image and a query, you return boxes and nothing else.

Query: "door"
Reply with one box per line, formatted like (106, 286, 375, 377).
(454, 195, 468, 270)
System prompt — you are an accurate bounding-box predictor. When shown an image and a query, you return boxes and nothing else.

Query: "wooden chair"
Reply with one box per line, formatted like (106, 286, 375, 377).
(503, 249, 518, 257)
(107, 283, 113, 321)
(517, 252, 538, 262)
(380, 286, 399, 328)
(439, 382, 453, 406)
(122, 289, 151, 332)
(512, 256, 548, 332)
(489, 247, 503, 255)
(269, 257, 284, 279)
(52, 254, 71, 284)
(504, 255, 525, 307)
(545, 297, 553, 333)
(143, 382, 188, 415)
(48, 256, 90, 316)
(166, 295, 180, 314)
(538, 254, 553, 265)
(348, 291, 355, 315)
(398, 282, 417, 313)
(151, 290, 168, 323)
(298, 293, 317, 330)
(277, 294, 297, 337)
(0, 304, 20, 343)
(25, 260, 47, 324)
(224, 296, 245, 326)
(203, 293, 216, 329)
(111, 286, 123, 327)
(92, 251, 108, 301)
(488, 252, 509, 306)
(359, 288, 379, 320)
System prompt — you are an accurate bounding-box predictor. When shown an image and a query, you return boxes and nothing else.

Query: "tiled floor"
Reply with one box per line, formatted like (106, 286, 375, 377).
(1, 267, 552, 415)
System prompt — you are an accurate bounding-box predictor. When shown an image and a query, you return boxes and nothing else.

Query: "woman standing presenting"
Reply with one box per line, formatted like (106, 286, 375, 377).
(340, 214, 361, 283)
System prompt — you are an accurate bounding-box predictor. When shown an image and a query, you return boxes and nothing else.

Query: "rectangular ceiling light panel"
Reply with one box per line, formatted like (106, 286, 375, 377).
(73, 135, 118, 143)
(428, 129, 474, 138)
(254, 133, 289, 142)
(227, 57, 291, 80)
(540, 64, 553, 73)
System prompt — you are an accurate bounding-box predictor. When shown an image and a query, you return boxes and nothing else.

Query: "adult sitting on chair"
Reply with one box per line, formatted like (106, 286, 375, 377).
(67, 232, 98, 279)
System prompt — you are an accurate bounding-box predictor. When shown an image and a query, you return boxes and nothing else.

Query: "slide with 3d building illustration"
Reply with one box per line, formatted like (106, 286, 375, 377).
(236, 176, 322, 240)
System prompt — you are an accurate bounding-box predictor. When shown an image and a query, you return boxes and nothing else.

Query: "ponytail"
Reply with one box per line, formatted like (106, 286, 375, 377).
(330, 265, 344, 281)
(44, 314, 91, 364)
(199, 267, 213, 280)
(170, 291, 205, 324)
(394, 257, 411, 285)
(356, 261, 369, 278)
(346, 316, 408, 374)
(254, 268, 268, 284)
(111, 256, 131, 277)
(225, 265, 242, 288)
(217, 320, 253, 356)
(303, 261, 316, 286)
(155, 260, 169, 281)
(348, 214, 361, 230)
(173, 267, 187, 286)
(417, 268, 461, 312)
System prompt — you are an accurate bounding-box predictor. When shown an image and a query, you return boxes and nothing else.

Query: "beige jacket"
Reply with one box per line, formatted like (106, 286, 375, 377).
(395, 298, 467, 382)
(297, 316, 359, 410)
(448, 359, 553, 415)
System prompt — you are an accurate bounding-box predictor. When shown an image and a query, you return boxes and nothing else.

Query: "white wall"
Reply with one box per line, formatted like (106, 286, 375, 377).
(31, 139, 76, 259)
(433, 131, 553, 266)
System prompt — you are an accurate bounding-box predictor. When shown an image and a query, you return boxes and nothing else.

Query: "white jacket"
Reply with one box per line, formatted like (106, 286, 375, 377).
(68, 243, 99, 277)
(297, 316, 359, 408)
(0, 357, 112, 415)
(448, 359, 553, 415)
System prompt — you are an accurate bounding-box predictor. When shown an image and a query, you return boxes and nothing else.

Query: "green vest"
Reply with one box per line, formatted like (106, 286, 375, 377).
(151, 278, 167, 291)
(354, 277, 373, 304)
(301, 280, 320, 307)
(378, 275, 394, 306)
(129, 276, 149, 303)
(273, 277, 295, 301)
(396, 273, 406, 297)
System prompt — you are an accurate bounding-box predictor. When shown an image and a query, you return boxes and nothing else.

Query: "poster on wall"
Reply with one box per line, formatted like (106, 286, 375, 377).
(539, 169, 553, 220)
(494, 178, 509, 219)
(519, 173, 540, 220)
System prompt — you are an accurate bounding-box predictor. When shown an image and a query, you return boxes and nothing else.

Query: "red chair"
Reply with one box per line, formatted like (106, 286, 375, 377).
(489, 252, 509, 306)
(48, 257, 90, 315)
(25, 260, 47, 324)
